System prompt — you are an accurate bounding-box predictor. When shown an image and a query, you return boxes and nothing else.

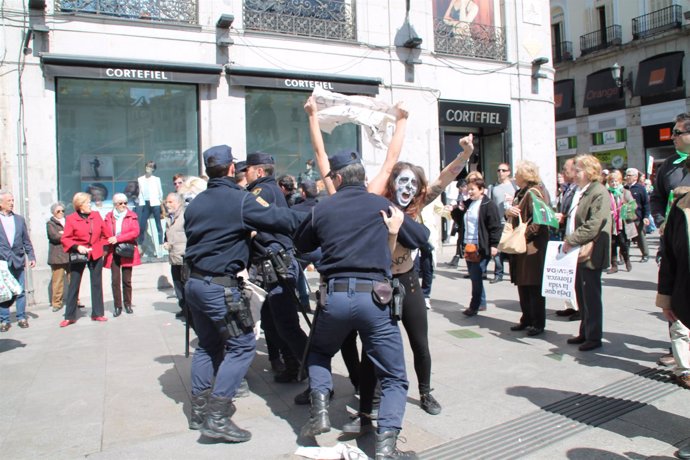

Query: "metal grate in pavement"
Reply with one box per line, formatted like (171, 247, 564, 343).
(419, 368, 680, 460)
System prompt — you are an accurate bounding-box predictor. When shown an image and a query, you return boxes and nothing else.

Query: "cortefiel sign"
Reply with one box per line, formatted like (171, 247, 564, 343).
(439, 101, 510, 129)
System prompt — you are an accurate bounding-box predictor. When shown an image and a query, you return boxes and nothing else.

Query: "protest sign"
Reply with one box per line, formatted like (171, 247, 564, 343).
(542, 241, 579, 300)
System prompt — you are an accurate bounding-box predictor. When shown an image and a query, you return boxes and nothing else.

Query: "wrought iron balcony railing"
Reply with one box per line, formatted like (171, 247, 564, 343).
(552, 41, 573, 64)
(579, 25, 621, 56)
(632, 5, 682, 40)
(55, 0, 198, 24)
(433, 18, 506, 61)
(243, 0, 356, 42)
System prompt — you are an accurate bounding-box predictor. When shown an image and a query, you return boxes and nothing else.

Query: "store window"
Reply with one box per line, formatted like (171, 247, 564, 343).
(56, 78, 199, 212)
(245, 88, 359, 180)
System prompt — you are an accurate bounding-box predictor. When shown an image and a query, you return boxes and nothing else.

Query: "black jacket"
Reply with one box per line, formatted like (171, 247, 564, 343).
(626, 182, 650, 222)
(461, 196, 502, 258)
(651, 154, 690, 225)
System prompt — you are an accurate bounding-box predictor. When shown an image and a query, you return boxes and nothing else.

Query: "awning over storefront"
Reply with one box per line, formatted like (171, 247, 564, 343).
(635, 52, 684, 97)
(226, 66, 381, 95)
(41, 54, 223, 85)
(438, 101, 510, 129)
(554, 79, 575, 120)
(583, 68, 623, 109)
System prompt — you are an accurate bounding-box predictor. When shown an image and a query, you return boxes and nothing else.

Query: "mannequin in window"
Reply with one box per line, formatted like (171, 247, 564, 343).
(136, 160, 164, 247)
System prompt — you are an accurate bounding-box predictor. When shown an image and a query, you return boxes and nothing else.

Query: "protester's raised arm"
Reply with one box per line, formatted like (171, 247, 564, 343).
(425, 134, 474, 205)
(304, 96, 336, 195)
(367, 103, 408, 196)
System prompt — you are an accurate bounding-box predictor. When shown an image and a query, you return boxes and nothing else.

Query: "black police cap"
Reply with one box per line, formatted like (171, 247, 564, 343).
(328, 150, 361, 172)
(246, 152, 275, 166)
(203, 145, 234, 168)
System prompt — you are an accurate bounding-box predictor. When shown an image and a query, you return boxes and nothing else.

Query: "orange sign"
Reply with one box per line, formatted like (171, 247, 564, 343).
(660, 127, 671, 141)
(554, 93, 563, 108)
(649, 68, 666, 86)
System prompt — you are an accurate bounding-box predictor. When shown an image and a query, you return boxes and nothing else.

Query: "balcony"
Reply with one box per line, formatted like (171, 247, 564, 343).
(433, 18, 506, 61)
(243, 0, 356, 42)
(632, 5, 682, 40)
(55, 0, 198, 24)
(552, 41, 573, 64)
(579, 25, 622, 56)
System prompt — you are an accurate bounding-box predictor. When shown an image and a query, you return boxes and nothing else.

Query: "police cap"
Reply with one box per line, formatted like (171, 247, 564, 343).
(246, 152, 275, 167)
(203, 145, 234, 168)
(235, 161, 247, 172)
(328, 150, 361, 173)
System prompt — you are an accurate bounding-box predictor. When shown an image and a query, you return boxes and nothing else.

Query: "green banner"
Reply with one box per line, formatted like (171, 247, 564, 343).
(530, 192, 560, 229)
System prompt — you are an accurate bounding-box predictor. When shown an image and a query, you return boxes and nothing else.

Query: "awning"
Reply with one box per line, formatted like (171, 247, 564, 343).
(554, 79, 575, 120)
(635, 51, 684, 97)
(41, 54, 223, 85)
(226, 66, 381, 95)
(583, 68, 623, 109)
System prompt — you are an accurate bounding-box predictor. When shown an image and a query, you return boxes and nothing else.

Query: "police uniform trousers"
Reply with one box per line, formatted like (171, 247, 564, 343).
(265, 257, 308, 365)
(185, 277, 256, 398)
(307, 277, 408, 432)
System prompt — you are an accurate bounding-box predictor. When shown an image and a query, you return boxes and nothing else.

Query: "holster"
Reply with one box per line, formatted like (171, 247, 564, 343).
(257, 249, 293, 286)
(390, 278, 405, 321)
(215, 282, 254, 340)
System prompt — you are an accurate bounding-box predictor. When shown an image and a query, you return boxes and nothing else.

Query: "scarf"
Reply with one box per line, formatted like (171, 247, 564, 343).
(673, 150, 689, 165)
(112, 207, 127, 235)
(608, 184, 623, 199)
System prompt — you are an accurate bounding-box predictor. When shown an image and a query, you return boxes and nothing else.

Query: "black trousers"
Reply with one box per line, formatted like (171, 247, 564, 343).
(517, 285, 546, 329)
(65, 257, 104, 320)
(171, 265, 186, 309)
(110, 254, 132, 309)
(575, 267, 604, 342)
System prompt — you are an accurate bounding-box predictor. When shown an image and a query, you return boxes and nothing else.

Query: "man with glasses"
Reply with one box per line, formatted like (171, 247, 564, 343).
(624, 168, 650, 262)
(487, 163, 517, 284)
(0, 190, 36, 332)
(651, 113, 690, 368)
(172, 174, 185, 192)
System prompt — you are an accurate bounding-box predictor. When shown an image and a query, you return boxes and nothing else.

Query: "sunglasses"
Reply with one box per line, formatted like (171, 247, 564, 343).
(672, 129, 690, 137)
(55, 209, 64, 213)
(115, 201, 127, 205)
(497, 169, 510, 172)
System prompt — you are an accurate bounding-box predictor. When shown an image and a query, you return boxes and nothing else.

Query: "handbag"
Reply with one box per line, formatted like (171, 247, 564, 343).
(464, 243, 481, 263)
(498, 214, 527, 254)
(115, 243, 136, 258)
(577, 241, 594, 263)
(69, 252, 89, 264)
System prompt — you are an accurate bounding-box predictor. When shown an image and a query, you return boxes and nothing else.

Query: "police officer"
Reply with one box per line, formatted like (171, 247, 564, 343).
(184, 145, 303, 443)
(294, 151, 429, 459)
(239, 152, 309, 383)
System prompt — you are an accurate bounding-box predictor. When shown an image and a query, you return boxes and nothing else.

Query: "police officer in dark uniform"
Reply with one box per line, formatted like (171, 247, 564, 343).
(184, 145, 303, 443)
(294, 151, 429, 459)
(239, 152, 309, 383)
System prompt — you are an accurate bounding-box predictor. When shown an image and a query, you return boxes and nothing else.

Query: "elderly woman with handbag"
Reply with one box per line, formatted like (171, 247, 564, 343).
(461, 176, 502, 317)
(60, 192, 110, 327)
(104, 193, 141, 317)
(505, 161, 550, 336)
(562, 154, 612, 351)
(46, 201, 70, 312)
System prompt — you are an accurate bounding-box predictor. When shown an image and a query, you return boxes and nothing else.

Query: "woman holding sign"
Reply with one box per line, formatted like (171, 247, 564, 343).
(562, 154, 612, 352)
(505, 161, 550, 337)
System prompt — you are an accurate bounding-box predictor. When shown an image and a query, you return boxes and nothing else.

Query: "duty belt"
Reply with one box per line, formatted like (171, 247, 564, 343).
(330, 281, 374, 293)
(189, 271, 238, 288)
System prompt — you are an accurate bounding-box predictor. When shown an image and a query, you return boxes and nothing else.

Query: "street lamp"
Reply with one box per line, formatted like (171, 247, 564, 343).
(611, 62, 633, 91)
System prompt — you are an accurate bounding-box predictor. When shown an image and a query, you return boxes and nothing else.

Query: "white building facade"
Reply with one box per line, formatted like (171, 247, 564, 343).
(551, 0, 689, 174)
(1, 0, 555, 304)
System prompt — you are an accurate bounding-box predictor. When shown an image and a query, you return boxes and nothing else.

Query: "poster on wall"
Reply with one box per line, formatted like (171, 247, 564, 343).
(433, 0, 498, 31)
(80, 155, 114, 181)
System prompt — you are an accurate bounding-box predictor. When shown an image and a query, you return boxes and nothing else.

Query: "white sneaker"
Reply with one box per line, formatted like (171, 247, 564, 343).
(424, 298, 431, 310)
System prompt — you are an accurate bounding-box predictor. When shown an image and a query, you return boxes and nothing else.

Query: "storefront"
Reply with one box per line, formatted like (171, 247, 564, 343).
(438, 100, 510, 181)
(226, 66, 382, 179)
(42, 54, 223, 211)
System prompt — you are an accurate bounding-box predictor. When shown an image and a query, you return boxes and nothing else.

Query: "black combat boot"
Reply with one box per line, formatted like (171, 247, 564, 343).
(300, 391, 331, 437)
(375, 430, 417, 459)
(189, 388, 211, 430)
(200, 395, 251, 443)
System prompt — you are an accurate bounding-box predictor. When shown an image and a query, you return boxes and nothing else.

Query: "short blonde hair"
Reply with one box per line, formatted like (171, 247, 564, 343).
(607, 169, 623, 183)
(574, 154, 602, 182)
(72, 192, 91, 210)
(466, 171, 483, 182)
(515, 160, 541, 185)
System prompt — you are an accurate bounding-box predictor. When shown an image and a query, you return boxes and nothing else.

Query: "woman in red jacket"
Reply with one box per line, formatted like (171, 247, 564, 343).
(104, 193, 141, 317)
(60, 192, 109, 327)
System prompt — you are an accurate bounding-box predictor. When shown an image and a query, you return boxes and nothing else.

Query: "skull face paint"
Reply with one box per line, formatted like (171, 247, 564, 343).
(394, 169, 418, 207)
